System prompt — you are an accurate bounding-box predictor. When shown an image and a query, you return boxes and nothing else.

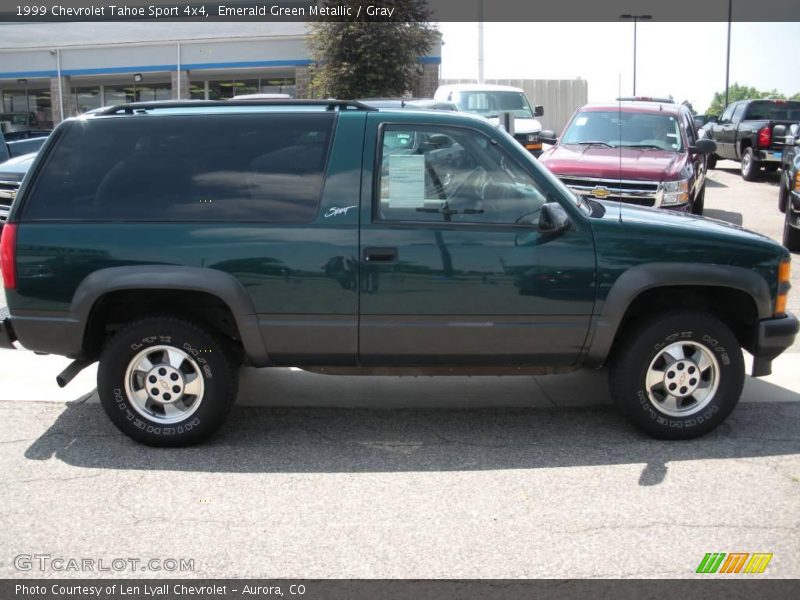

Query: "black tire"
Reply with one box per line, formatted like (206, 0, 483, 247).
(609, 310, 744, 440)
(97, 316, 238, 446)
(740, 147, 760, 181)
(784, 203, 800, 252)
(778, 173, 788, 213)
(706, 154, 717, 170)
(691, 184, 705, 215)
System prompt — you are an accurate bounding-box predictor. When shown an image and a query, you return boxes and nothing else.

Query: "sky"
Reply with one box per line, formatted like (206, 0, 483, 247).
(438, 22, 800, 114)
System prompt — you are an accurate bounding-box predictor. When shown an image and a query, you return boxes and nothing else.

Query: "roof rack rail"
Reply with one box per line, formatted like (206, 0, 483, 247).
(94, 99, 376, 115)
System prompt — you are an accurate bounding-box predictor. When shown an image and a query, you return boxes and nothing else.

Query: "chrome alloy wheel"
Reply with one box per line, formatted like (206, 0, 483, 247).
(645, 341, 720, 417)
(124, 345, 205, 424)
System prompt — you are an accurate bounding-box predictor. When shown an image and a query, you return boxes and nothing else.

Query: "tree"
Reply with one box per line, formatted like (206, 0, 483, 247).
(307, 1, 438, 99)
(706, 83, 788, 116)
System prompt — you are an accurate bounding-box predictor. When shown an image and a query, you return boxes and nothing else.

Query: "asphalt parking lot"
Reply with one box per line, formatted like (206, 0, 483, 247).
(0, 160, 798, 579)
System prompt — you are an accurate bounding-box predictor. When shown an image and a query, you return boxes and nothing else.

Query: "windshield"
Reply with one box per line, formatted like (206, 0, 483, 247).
(453, 91, 534, 119)
(561, 110, 685, 152)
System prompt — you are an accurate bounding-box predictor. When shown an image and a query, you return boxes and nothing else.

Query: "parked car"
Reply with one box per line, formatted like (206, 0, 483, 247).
(0, 152, 37, 229)
(538, 100, 714, 214)
(778, 123, 800, 251)
(703, 99, 800, 180)
(693, 114, 715, 129)
(0, 99, 796, 446)
(434, 83, 545, 155)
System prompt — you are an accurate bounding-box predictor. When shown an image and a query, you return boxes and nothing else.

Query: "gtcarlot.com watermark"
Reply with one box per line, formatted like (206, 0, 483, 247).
(14, 554, 195, 573)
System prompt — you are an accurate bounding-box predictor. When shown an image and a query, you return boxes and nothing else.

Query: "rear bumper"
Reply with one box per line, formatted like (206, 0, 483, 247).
(758, 149, 783, 163)
(751, 312, 799, 376)
(0, 309, 17, 350)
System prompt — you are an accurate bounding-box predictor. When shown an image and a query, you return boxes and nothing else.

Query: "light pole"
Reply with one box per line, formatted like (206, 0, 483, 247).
(620, 14, 652, 96)
(725, 0, 732, 107)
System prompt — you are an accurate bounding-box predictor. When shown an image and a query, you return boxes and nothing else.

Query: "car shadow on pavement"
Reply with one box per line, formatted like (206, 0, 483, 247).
(21, 378, 800, 487)
(704, 178, 727, 188)
(703, 208, 744, 226)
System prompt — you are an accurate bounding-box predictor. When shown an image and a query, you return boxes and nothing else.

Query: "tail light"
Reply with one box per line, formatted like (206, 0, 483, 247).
(757, 126, 772, 149)
(0, 223, 17, 290)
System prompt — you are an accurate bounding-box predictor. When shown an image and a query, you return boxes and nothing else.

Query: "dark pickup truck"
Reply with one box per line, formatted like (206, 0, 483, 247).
(704, 99, 800, 181)
(0, 128, 50, 165)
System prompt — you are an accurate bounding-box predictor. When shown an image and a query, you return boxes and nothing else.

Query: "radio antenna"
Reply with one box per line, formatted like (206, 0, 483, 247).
(618, 74, 623, 223)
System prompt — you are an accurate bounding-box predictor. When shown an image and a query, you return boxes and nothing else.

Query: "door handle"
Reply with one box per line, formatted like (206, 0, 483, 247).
(363, 247, 398, 263)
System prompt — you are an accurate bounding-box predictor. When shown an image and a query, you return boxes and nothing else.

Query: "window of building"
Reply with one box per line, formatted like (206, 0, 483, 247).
(23, 112, 335, 223)
(73, 87, 101, 114)
(190, 78, 297, 100)
(104, 83, 171, 105)
(376, 125, 549, 225)
(1, 88, 53, 127)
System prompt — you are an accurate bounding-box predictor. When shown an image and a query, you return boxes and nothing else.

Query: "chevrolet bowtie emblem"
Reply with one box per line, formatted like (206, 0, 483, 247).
(591, 186, 611, 199)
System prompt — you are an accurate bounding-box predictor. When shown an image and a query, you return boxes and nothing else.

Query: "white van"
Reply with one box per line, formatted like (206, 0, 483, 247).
(434, 84, 545, 156)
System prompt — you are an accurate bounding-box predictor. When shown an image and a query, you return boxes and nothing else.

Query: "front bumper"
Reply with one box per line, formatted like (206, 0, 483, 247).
(751, 312, 799, 376)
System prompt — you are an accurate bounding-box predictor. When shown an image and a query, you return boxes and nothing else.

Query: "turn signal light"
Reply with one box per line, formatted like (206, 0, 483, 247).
(775, 258, 791, 316)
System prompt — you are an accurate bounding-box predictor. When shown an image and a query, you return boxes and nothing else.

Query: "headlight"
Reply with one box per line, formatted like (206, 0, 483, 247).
(659, 178, 690, 206)
(793, 170, 799, 191)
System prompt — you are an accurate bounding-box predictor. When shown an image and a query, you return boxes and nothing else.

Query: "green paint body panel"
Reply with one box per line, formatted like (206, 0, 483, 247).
(3, 105, 792, 367)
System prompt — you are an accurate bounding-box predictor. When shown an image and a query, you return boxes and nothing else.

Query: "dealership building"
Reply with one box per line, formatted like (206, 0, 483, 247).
(0, 22, 443, 126)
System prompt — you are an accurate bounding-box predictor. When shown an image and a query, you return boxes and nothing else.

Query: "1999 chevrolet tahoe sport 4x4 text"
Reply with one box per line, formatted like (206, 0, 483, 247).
(0, 100, 796, 446)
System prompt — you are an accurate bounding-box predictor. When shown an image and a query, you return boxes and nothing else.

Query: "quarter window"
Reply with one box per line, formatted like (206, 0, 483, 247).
(22, 113, 334, 222)
(376, 125, 549, 225)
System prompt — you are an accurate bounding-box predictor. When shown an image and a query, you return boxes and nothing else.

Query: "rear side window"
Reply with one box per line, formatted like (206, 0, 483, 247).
(22, 112, 335, 222)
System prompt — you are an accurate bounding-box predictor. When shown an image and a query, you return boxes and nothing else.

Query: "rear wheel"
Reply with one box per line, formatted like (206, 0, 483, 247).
(741, 147, 760, 181)
(609, 310, 744, 439)
(97, 316, 238, 446)
(784, 204, 800, 251)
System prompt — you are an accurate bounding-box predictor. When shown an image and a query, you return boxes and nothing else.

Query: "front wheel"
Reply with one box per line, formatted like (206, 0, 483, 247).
(97, 316, 238, 446)
(784, 203, 800, 251)
(609, 311, 744, 439)
(778, 173, 788, 213)
(691, 184, 705, 215)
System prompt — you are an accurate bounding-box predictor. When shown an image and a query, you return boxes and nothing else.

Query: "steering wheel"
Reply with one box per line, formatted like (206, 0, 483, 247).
(445, 166, 489, 212)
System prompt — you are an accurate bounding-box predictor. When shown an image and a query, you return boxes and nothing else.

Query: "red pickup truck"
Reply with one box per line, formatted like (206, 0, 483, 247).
(539, 101, 715, 214)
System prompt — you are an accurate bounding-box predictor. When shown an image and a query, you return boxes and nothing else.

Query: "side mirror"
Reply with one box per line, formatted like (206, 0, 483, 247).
(691, 139, 717, 154)
(539, 203, 570, 235)
(534, 105, 544, 117)
(540, 129, 558, 145)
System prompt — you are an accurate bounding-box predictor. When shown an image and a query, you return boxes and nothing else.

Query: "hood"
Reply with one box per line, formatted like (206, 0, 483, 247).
(540, 144, 686, 181)
(0, 152, 37, 180)
(487, 117, 542, 134)
(598, 200, 778, 246)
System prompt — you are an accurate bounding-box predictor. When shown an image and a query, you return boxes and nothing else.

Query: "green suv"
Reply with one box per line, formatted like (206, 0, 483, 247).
(0, 100, 796, 446)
